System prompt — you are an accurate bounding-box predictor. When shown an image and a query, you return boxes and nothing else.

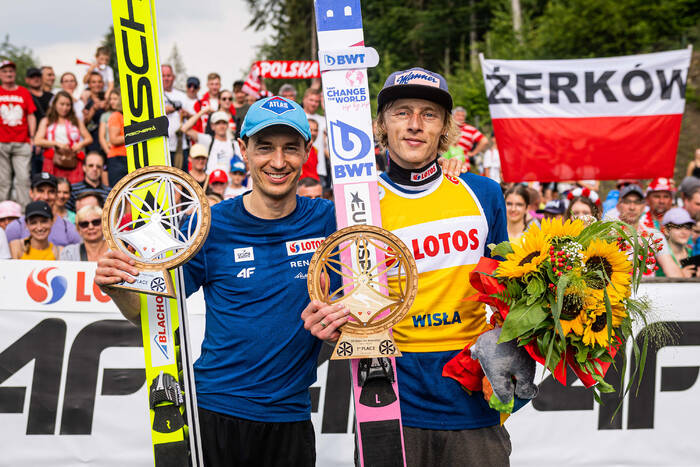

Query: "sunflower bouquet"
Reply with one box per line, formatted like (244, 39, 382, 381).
(445, 217, 659, 409)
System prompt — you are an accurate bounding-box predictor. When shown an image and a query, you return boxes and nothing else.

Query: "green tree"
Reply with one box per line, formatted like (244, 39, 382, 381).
(102, 25, 120, 89)
(0, 35, 38, 87)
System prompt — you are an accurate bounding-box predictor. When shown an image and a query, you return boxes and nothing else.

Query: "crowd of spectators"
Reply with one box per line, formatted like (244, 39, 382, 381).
(1, 47, 699, 281)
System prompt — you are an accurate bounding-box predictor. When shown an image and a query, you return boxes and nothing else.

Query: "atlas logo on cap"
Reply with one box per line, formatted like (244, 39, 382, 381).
(394, 70, 440, 87)
(261, 97, 294, 115)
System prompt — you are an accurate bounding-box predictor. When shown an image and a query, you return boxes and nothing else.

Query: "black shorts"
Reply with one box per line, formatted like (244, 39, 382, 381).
(198, 407, 316, 467)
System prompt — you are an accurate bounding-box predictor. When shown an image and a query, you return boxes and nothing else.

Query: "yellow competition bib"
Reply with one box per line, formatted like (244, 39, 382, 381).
(380, 175, 490, 352)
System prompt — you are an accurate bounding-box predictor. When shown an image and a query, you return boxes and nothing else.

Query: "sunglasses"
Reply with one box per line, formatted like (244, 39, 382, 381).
(221, 97, 233, 101)
(187, 84, 200, 89)
(78, 219, 102, 228)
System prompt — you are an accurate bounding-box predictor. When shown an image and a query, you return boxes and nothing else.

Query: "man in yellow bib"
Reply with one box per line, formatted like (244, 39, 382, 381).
(374, 68, 515, 465)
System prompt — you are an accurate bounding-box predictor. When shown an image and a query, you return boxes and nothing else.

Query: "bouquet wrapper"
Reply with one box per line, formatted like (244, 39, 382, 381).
(443, 257, 621, 395)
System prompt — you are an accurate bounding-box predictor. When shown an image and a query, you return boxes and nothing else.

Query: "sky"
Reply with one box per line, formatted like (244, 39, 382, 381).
(5, 0, 270, 92)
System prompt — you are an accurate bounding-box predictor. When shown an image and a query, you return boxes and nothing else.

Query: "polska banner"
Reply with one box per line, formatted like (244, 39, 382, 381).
(480, 48, 692, 182)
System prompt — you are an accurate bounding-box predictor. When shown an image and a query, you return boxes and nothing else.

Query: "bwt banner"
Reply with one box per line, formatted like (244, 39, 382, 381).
(480, 48, 692, 182)
(1, 260, 699, 466)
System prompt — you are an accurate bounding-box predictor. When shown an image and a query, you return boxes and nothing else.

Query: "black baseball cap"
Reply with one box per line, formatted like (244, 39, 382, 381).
(25, 67, 42, 78)
(537, 199, 566, 215)
(31, 172, 57, 189)
(377, 67, 453, 112)
(186, 76, 200, 88)
(25, 201, 52, 220)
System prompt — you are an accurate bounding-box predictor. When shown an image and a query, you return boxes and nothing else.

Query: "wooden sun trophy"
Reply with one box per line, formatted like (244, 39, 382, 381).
(102, 166, 210, 298)
(307, 225, 418, 359)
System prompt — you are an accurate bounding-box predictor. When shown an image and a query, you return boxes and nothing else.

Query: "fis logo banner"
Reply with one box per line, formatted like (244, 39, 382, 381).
(286, 237, 325, 256)
(26, 267, 68, 305)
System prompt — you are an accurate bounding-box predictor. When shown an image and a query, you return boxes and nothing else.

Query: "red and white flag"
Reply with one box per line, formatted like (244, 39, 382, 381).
(480, 48, 692, 182)
(242, 63, 262, 98)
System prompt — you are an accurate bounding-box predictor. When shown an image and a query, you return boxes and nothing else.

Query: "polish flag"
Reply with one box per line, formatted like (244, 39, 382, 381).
(480, 48, 692, 182)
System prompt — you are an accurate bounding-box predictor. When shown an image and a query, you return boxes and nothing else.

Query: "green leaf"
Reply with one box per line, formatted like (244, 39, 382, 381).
(526, 275, 546, 299)
(490, 241, 514, 259)
(551, 274, 570, 338)
(498, 301, 548, 343)
(603, 288, 613, 345)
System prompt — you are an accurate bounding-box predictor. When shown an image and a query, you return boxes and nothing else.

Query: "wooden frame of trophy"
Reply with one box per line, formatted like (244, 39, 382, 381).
(307, 225, 418, 359)
(102, 166, 211, 298)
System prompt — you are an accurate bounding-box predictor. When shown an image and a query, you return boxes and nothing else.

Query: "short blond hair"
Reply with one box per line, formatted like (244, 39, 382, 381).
(374, 101, 459, 154)
(76, 205, 103, 224)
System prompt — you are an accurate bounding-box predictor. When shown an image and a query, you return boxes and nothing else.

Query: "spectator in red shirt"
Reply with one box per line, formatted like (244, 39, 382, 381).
(192, 72, 222, 133)
(0, 60, 37, 207)
(452, 105, 488, 158)
(642, 177, 675, 234)
(300, 118, 319, 181)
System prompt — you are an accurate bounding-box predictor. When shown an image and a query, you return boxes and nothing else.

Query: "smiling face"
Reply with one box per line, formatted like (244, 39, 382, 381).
(380, 98, 446, 169)
(55, 95, 72, 118)
(505, 193, 527, 223)
(56, 181, 70, 208)
(27, 215, 52, 242)
(88, 73, 104, 94)
(30, 184, 57, 207)
(239, 126, 309, 202)
(618, 194, 645, 224)
(666, 224, 691, 246)
(78, 213, 103, 242)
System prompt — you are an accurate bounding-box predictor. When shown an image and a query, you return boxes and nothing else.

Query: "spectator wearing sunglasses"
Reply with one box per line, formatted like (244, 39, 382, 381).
(661, 207, 699, 278)
(59, 205, 108, 261)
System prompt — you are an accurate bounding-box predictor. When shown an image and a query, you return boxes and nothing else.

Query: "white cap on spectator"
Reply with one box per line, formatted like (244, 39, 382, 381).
(210, 111, 229, 124)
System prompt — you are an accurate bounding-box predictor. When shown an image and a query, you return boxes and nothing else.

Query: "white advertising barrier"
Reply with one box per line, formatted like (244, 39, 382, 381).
(1, 260, 699, 466)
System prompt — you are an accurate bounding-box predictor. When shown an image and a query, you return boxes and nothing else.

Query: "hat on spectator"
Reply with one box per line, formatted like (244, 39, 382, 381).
(616, 179, 640, 188)
(186, 76, 200, 88)
(209, 169, 228, 184)
(190, 144, 208, 159)
(662, 207, 695, 226)
(619, 184, 644, 200)
(0, 200, 22, 219)
(25, 67, 41, 78)
(31, 172, 57, 189)
(679, 176, 700, 198)
(0, 60, 16, 70)
(210, 111, 229, 125)
(230, 160, 246, 173)
(378, 67, 453, 112)
(646, 177, 675, 195)
(240, 96, 311, 142)
(536, 199, 566, 215)
(25, 201, 53, 220)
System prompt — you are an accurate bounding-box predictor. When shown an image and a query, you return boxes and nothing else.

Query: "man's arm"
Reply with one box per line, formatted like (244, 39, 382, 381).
(657, 254, 683, 278)
(467, 135, 489, 157)
(27, 114, 37, 140)
(95, 250, 144, 325)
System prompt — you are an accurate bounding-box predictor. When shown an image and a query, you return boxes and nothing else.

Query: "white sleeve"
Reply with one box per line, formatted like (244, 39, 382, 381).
(106, 66, 114, 83)
(196, 133, 211, 147)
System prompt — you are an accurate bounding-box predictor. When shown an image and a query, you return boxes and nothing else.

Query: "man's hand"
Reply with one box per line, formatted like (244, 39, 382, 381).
(437, 156, 469, 177)
(301, 300, 350, 341)
(95, 250, 139, 288)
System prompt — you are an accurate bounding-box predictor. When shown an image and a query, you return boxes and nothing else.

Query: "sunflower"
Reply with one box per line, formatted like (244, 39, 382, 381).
(559, 290, 586, 336)
(588, 289, 628, 327)
(582, 239, 632, 298)
(496, 227, 550, 279)
(582, 309, 615, 347)
(540, 217, 585, 239)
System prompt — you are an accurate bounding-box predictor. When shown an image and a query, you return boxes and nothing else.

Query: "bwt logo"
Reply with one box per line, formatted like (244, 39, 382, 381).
(324, 53, 365, 67)
(261, 96, 293, 115)
(329, 120, 371, 161)
(26, 267, 67, 304)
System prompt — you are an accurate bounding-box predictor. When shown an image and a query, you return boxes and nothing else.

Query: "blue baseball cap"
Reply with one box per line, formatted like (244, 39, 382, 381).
(377, 67, 452, 112)
(240, 96, 311, 141)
